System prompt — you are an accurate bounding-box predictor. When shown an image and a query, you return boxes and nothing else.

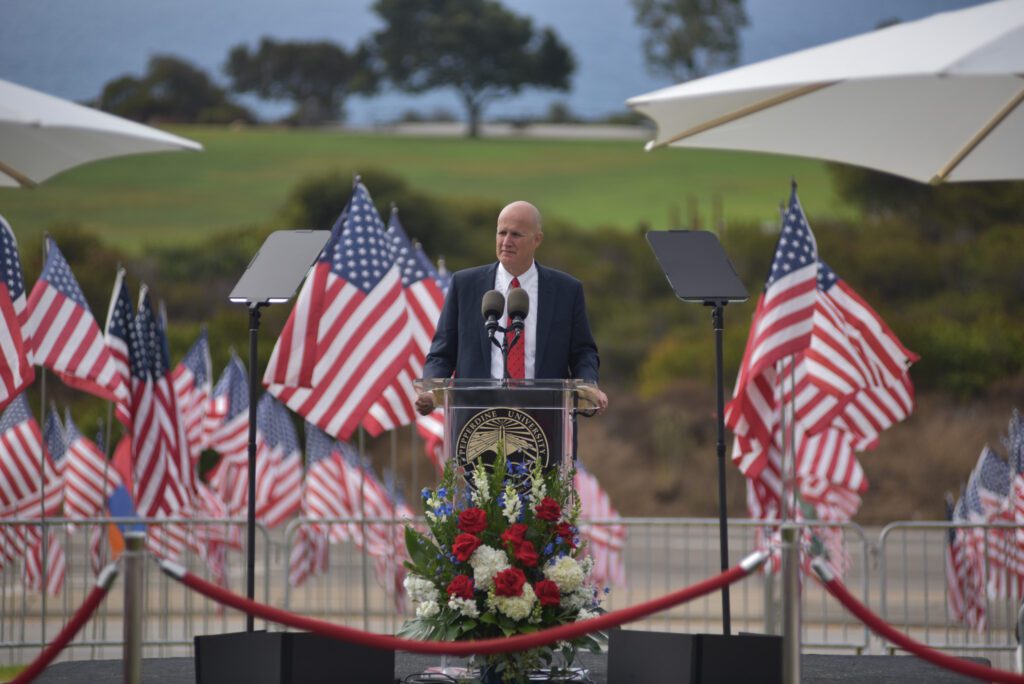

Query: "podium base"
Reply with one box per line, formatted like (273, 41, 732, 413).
(608, 630, 782, 684)
(194, 631, 395, 684)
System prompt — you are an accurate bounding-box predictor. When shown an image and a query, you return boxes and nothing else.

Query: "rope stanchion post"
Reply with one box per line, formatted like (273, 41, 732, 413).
(1017, 600, 1024, 674)
(781, 523, 801, 684)
(123, 531, 145, 684)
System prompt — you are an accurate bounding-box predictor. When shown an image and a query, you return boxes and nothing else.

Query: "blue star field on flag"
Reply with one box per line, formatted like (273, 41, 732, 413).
(384, 212, 430, 288)
(258, 395, 299, 455)
(766, 187, 819, 289)
(180, 329, 211, 387)
(212, 356, 249, 421)
(41, 239, 92, 311)
(43, 407, 66, 464)
(0, 394, 32, 434)
(325, 183, 393, 294)
(1, 217, 25, 301)
(304, 422, 336, 466)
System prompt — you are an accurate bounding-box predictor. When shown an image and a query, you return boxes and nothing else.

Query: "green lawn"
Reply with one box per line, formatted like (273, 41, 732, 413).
(0, 125, 853, 253)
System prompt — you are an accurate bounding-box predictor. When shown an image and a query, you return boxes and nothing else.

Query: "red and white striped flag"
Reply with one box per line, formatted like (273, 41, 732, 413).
(0, 216, 33, 413)
(0, 394, 58, 510)
(23, 237, 127, 405)
(63, 409, 122, 521)
(171, 328, 212, 472)
(574, 462, 626, 587)
(205, 354, 250, 517)
(362, 209, 444, 435)
(264, 181, 410, 440)
(254, 394, 302, 528)
(105, 268, 135, 429)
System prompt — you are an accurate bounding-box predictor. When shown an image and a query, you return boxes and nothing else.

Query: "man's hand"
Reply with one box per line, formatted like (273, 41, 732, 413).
(415, 391, 437, 416)
(579, 385, 609, 415)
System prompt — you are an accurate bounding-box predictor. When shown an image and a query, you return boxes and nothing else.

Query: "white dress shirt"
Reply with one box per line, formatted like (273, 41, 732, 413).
(490, 261, 538, 379)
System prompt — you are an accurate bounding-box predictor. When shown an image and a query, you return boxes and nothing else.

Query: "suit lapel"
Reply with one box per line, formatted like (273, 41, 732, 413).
(534, 263, 555, 376)
(476, 263, 499, 368)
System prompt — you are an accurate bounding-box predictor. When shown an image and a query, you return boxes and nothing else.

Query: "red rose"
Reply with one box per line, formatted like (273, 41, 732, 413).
(501, 523, 528, 546)
(447, 574, 475, 600)
(452, 533, 482, 562)
(458, 507, 488, 534)
(535, 497, 561, 522)
(493, 567, 527, 597)
(555, 523, 576, 548)
(514, 540, 539, 567)
(534, 579, 561, 606)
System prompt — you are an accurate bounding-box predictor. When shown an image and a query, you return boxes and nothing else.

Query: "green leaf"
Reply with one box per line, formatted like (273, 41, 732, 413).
(405, 526, 440, 569)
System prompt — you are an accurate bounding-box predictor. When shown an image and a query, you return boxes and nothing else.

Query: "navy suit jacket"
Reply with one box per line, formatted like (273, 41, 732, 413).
(423, 262, 599, 382)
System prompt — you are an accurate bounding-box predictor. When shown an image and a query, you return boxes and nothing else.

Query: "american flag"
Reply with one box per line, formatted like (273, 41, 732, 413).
(413, 241, 450, 475)
(727, 186, 915, 537)
(726, 187, 819, 478)
(23, 238, 127, 405)
(950, 492, 987, 629)
(0, 216, 33, 412)
(255, 394, 302, 528)
(1005, 410, 1024, 548)
(132, 288, 190, 560)
(289, 521, 330, 588)
(171, 329, 212, 471)
(302, 423, 351, 544)
(969, 446, 1024, 598)
(105, 268, 136, 429)
(574, 462, 626, 587)
(63, 408, 122, 521)
(362, 209, 444, 435)
(23, 531, 66, 596)
(0, 394, 58, 510)
(205, 354, 250, 518)
(265, 181, 411, 440)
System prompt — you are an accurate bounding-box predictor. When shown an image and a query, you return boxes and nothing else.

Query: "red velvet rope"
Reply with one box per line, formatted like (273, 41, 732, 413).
(813, 562, 1024, 684)
(12, 565, 118, 684)
(163, 556, 761, 656)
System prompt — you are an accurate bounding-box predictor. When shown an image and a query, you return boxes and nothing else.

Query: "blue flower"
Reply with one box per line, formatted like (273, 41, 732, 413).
(438, 487, 448, 498)
(421, 488, 431, 500)
(543, 543, 554, 556)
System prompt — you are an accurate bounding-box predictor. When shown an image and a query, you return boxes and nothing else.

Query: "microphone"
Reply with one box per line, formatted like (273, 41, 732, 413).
(481, 290, 505, 335)
(507, 287, 529, 331)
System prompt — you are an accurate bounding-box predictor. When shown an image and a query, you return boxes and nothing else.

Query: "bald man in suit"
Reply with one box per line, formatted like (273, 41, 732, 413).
(416, 200, 607, 414)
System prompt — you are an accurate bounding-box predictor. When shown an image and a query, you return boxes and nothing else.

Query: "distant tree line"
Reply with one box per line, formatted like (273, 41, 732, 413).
(95, 0, 744, 135)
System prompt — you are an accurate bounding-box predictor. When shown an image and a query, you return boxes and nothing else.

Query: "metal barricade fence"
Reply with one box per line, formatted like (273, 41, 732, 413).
(280, 516, 871, 654)
(878, 520, 1024, 671)
(0, 518, 271, 666)
(5, 516, 1021, 671)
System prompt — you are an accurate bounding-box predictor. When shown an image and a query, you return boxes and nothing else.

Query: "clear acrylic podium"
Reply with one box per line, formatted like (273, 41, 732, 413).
(414, 378, 600, 481)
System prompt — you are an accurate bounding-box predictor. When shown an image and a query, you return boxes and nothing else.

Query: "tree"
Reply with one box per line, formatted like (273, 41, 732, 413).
(632, 0, 748, 82)
(225, 38, 377, 125)
(369, 0, 574, 137)
(97, 55, 252, 124)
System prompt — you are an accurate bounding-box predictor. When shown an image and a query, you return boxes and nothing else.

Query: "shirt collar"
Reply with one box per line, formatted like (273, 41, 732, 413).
(496, 261, 537, 290)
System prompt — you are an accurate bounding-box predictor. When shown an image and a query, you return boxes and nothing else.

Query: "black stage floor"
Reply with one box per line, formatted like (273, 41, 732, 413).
(33, 652, 991, 683)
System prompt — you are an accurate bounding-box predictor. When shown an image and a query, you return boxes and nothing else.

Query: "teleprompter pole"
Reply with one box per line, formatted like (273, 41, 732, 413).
(711, 302, 731, 635)
(245, 303, 264, 632)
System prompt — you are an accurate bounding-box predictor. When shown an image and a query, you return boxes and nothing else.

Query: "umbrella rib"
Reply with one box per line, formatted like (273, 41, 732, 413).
(647, 82, 838, 150)
(0, 161, 36, 188)
(931, 81, 1024, 184)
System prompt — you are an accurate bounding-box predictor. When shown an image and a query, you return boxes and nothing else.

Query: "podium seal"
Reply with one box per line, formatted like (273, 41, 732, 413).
(455, 407, 549, 485)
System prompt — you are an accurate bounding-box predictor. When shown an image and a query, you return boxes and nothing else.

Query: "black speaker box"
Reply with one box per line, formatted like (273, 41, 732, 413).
(194, 630, 395, 684)
(608, 629, 782, 684)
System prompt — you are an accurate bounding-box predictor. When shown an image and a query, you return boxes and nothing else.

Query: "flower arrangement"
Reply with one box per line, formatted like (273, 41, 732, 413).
(398, 449, 605, 683)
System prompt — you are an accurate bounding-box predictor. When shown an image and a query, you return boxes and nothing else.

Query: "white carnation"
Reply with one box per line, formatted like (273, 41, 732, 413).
(577, 608, 599, 621)
(469, 545, 510, 590)
(544, 557, 584, 593)
(403, 574, 439, 604)
(416, 600, 440, 618)
(561, 586, 590, 611)
(489, 584, 537, 621)
(448, 596, 480, 618)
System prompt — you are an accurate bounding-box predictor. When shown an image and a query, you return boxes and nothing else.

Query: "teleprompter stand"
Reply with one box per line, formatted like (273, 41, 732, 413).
(606, 231, 779, 684)
(195, 229, 392, 684)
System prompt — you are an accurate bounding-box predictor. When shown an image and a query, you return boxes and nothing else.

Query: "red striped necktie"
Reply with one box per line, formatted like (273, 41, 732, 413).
(506, 277, 525, 379)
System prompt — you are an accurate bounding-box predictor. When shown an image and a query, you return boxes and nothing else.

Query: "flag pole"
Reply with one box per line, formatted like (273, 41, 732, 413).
(780, 354, 801, 684)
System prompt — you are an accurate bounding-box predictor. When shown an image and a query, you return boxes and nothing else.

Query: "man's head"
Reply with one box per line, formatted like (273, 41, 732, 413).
(495, 201, 543, 276)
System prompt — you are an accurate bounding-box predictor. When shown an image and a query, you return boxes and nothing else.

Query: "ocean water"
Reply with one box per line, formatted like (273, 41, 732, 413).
(0, 0, 982, 125)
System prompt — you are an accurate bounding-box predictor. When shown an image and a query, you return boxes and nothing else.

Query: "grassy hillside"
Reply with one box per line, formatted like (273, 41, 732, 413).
(0, 125, 852, 253)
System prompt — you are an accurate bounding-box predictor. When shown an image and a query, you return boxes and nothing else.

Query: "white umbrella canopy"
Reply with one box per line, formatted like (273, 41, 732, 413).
(627, 0, 1024, 184)
(0, 78, 202, 188)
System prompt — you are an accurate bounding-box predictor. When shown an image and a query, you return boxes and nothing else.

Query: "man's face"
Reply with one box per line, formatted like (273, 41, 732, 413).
(495, 206, 543, 276)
